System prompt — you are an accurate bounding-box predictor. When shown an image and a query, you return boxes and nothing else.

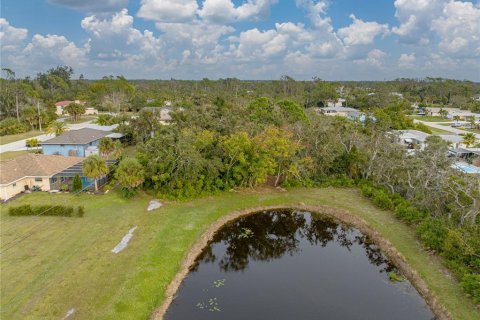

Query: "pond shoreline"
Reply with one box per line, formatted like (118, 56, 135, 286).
(150, 204, 451, 320)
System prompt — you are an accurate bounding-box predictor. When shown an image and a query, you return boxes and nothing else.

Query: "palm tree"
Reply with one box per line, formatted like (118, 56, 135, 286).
(115, 158, 144, 197)
(98, 137, 115, 157)
(453, 115, 461, 124)
(46, 121, 67, 136)
(82, 155, 108, 192)
(462, 133, 477, 148)
(439, 108, 448, 119)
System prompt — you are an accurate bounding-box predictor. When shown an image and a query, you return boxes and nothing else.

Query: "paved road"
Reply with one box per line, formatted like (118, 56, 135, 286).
(414, 120, 480, 138)
(0, 121, 94, 154)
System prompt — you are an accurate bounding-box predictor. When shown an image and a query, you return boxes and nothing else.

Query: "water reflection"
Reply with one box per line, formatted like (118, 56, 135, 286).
(194, 209, 394, 274)
(167, 209, 434, 320)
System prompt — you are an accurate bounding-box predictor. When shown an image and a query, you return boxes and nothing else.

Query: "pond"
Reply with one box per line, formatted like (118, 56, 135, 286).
(165, 209, 434, 320)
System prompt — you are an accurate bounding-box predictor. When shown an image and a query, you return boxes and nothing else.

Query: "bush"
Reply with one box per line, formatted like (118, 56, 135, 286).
(60, 184, 70, 192)
(415, 122, 433, 134)
(72, 174, 82, 192)
(0, 117, 28, 135)
(394, 203, 425, 224)
(77, 206, 85, 217)
(416, 218, 449, 251)
(372, 189, 394, 210)
(461, 273, 480, 303)
(31, 185, 42, 192)
(8, 205, 84, 217)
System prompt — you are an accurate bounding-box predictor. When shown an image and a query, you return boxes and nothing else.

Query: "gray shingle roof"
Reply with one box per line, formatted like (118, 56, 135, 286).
(40, 128, 111, 145)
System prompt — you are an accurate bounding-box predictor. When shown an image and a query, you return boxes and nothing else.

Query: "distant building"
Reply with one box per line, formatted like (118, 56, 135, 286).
(318, 106, 358, 117)
(142, 106, 174, 124)
(394, 130, 430, 151)
(40, 128, 121, 157)
(55, 100, 86, 115)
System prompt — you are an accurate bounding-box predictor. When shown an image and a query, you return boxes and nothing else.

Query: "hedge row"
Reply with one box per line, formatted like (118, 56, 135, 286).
(8, 205, 85, 217)
(359, 180, 480, 303)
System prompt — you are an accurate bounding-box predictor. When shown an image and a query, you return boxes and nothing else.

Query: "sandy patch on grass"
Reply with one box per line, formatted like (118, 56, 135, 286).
(150, 204, 451, 320)
(111, 226, 137, 254)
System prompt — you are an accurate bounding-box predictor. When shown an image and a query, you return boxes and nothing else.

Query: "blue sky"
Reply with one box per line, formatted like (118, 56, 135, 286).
(1, 0, 479, 80)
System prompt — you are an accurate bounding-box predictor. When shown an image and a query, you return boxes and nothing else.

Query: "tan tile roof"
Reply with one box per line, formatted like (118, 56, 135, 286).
(0, 154, 83, 184)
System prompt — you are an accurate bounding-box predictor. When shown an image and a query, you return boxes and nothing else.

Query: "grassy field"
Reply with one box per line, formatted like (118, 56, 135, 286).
(61, 116, 97, 124)
(0, 131, 42, 145)
(410, 115, 451, 122)
(0, 150, 30, 161)
(1, 188, 478, 319)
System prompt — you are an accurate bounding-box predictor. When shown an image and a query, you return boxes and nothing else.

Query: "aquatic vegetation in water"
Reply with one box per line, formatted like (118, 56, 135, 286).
(389, 271, 405, 282)
(212, 279, 226, 288)
(239, 227, 254, 239)
(196, 298, 221, 312)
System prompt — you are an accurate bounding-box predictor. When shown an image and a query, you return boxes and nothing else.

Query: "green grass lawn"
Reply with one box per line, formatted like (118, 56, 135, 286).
(1, 188, 478, 319)
(61, 116, 98, 124)
(0, 150, 30, 161)
(410, 115, 451, 122)
(0, 131, 42, 145)
(427, 126, 454, 134)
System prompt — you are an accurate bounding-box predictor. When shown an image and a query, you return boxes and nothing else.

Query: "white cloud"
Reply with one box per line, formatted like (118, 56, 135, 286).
(398, 53, 415, 68)
(0, 18, 28, 52)
(199, 0, 277, 23)
(338, 14, 389, 46)
(48, 0, 128, 13)
(9, 34, 89, 73)
(392, 0, 445, 44)
(137, 0, 199, 23)
(81, 9, 166, 72)
(296, 0, 332, 31)
(431, 1, 480, 57)
(356, 49, 387, 68)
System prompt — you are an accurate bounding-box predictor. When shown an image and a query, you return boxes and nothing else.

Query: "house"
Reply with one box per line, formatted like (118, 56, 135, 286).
(326, 98, 346, 108)
(55, 100, 85, 115)
(85, 107, 99, 115)
(318, 106, 358, 117)
(394, 130, 430, 151)
(40, 128, 117, 157)
(142, 106, 174, 124)
(0, 154, 83, 201)
(347, 111, 376, 123)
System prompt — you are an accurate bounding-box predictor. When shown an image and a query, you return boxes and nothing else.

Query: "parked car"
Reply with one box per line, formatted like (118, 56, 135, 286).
(451, 122, 462, 128)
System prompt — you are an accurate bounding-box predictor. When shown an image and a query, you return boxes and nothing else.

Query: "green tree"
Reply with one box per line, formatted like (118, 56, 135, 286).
(115, 158, 145, 197)
(82, 155, 108, 192)
(25, 138, 39, 149)
(439, 108, 448, 118)
(22, 106, 39, 130)
(46, 121, 67, 136)
(72, 174, 82, 192)
(462, 133, 477, 148)
(98, 137, 115, 158)
(64, 103, 85, 122)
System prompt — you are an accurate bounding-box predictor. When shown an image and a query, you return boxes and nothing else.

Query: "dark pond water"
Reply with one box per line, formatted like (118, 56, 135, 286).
(165, 209, 434, 320)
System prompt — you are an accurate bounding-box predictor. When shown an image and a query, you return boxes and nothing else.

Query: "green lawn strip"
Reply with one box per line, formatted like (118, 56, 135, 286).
(410, 116, 451, 122)
(0, 188, 477, 319)
(427, 126, 455, 134)
(0, 150, 30, 161)
(0, 131, 42, 145)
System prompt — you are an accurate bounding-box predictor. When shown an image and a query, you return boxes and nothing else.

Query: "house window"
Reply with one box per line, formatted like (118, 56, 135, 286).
(51, 178, 57, 183)
(35, 177, 42, 182)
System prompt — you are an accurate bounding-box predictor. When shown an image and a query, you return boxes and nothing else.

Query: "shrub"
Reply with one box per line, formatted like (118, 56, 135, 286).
(31, 185, 42, 192)
(372, 189, 394, 210)
(416, 218, 449, 251)
(72, 174, 82, 192)
(77, 206, 85, 217)
(394, 203, 425, 224)
(60, 184, 70, 192)
(8, 205, 83, 217)
(0, 117, 28, 135)
(461, 273, 480, 303)
(415, 122, 433, 134)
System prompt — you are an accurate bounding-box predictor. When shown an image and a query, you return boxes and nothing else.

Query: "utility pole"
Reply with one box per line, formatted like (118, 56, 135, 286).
(37, 101, 42, 131)
(15, 94, 19, 121)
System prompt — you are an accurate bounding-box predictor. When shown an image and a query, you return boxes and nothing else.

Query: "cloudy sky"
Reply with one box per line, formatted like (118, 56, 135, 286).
(1, 0, 479, 80)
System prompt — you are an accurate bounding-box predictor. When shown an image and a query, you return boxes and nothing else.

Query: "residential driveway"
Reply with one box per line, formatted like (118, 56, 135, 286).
(414, 120, 480, 138)
(0, 120, 94, 154)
